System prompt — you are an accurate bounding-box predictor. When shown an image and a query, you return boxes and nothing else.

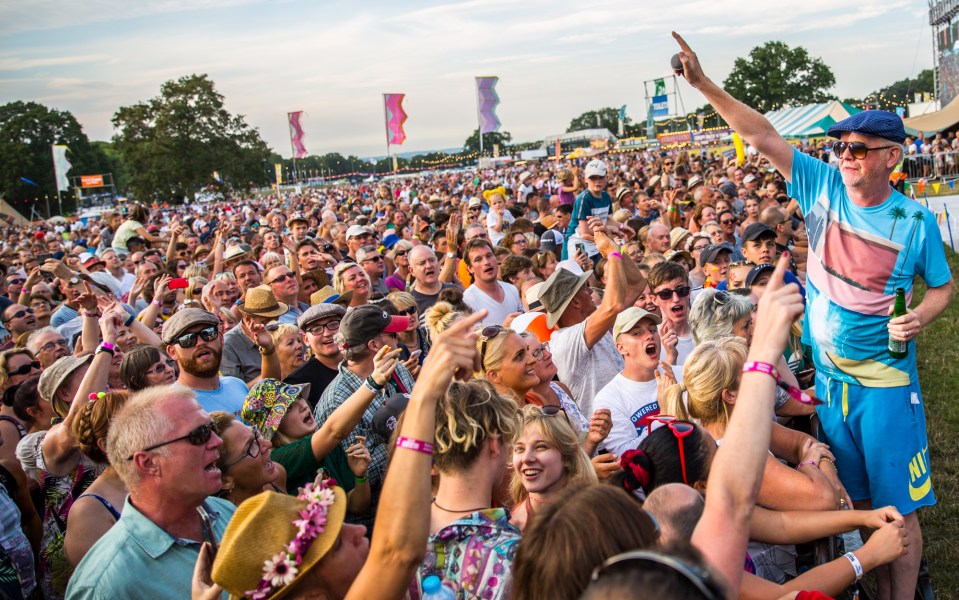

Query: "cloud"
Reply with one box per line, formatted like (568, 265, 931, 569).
(0, 0, 933, 157)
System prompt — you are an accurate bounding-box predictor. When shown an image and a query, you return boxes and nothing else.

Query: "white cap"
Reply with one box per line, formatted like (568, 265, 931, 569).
(583, 160, 608, 178)
(519, 171, 532, 183)
(346, 224, 369, 239)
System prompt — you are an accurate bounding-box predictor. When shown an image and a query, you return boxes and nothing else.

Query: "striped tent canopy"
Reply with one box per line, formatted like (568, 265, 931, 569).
(763, 101, 862, 138)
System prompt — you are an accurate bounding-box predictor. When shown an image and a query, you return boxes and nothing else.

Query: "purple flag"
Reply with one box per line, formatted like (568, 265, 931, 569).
(384, 94, 408, 145)
(476, 77, 501, 134)
(288, 111, 308, 158)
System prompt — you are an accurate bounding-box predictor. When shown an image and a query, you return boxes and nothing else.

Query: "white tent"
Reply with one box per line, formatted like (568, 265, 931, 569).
(763, 101, 862, 138)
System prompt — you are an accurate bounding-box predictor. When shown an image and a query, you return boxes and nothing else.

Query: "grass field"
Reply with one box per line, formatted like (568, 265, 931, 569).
(915, 246, 958, 598)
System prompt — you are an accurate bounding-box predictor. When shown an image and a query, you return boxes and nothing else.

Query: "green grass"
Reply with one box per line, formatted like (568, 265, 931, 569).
(915, 246, 959, 598)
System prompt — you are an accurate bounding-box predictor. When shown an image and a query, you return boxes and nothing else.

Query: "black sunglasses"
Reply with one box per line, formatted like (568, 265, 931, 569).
(590, 550, 724, 600)
(720, 218, 736, 225)
(4, 308, 34, 322)
(127, 421, 216, 460)
(174, 326, 220, 348)
(398, 306, 417, 316)
(479, 325, 507, 369)
(268, 272, 295, 284)
(393, 249, 408, 257)
(832, 141, 896, 160)
(7, 360, 40, 376)
(652, 286, 691, 300)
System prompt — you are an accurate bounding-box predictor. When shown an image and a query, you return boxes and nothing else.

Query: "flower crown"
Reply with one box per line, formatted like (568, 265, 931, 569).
(246, 478, 337, 600)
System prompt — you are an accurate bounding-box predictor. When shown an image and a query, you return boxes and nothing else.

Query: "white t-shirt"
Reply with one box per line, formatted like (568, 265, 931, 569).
(550, 320, 624, 418)
(594, 366, 685, 457)
(486, 210, 515, 246)
(660, 330, 695, 367)
(463, 281, 523, 327)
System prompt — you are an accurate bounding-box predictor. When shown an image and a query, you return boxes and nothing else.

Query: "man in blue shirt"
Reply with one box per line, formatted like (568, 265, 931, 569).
(67, 385, 235, 599)
(562, 159, 623, 261)
(672, 32, 954, 597)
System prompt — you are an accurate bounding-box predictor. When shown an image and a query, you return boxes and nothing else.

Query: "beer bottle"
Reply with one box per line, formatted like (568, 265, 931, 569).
(888, 288, 908, 359)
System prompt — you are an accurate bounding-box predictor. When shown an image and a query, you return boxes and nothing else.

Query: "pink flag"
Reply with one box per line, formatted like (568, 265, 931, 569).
(288, 111, 308, 158)
(384, 94, 407, 145)
(476, 77, 501, 134)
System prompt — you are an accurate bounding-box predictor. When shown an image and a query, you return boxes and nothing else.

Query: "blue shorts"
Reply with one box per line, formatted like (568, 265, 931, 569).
(815, 373, 935, 515)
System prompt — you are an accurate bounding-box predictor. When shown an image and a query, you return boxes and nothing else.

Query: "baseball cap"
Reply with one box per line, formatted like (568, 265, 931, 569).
(719, 181, 737, 198)
(371, 393, 410, 440)
(827, 110, 906, 144)
(337, 305, 410, 350)
(583, 160, 608, 178)
(746, 263, 776, 287)
(699, 244, 734, 266)
(79, 252, 102, 269)
(742, 222, 776, 243)
(540, 230, 565, 252)
(743, 174, 757, 184)
(345, 225, 370, 240)
(38, 354, 94, 401)
(612, 307, 662, 339)
(298, 302, 346, 330)
(161, 307, 220, 345)
(381, 233, 400, 250)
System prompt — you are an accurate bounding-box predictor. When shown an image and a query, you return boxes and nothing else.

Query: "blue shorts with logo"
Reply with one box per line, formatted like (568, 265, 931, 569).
(815, 372, 935, 515)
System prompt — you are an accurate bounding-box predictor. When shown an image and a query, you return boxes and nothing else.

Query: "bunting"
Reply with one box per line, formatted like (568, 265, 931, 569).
(476, 77, 501, 134)
(384, 94, 407, 145)
(288, 111, 308, 158)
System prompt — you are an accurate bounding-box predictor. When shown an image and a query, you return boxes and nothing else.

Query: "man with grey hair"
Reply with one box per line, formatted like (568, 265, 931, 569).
(26, 326, 71, 368)
(66, 384, 235, 599)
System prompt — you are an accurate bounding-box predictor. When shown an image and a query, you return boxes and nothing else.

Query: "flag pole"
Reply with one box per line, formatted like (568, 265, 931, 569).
(475, 78, 484, 156)
(383, 94, 393, 174)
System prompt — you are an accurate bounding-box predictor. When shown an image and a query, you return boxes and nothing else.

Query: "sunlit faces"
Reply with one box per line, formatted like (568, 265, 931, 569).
(512, 424, 565, 496)
(524, 336, 557, 384)
(741, 237, 777, 265)
(703, 251, 732, 284)
(467, 245, 498, 284)
(488, 332, 539, 393)
(303, 316, 342, 359)
(220, 421, 279, 489)
(276, 396, 316, 440)
(651, 277, 690, 325)
(615, 317, 661, 369)
(276, 330, 306, 372)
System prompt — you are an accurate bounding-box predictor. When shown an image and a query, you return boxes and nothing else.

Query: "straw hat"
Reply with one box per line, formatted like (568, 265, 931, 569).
(239, 286, 288, 318)
(212, 487, 347, 599)
(310, 285, 339, 305)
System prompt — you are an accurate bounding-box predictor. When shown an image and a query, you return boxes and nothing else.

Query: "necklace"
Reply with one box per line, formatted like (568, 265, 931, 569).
(432, 498, 488, 514)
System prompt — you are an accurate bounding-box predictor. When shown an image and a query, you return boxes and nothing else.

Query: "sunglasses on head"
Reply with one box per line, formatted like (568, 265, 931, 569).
(540, 404, 566, 417)
(127, 421, 216, 460)
(7, 360, 40, 376)
(479, 325, 507, 369)
(832, 141, 896, 160)
(652, 285, 691, 300)
(590, 549, 724, 600)
(647, 415, 696, 485)
(174, 325, 219, 348)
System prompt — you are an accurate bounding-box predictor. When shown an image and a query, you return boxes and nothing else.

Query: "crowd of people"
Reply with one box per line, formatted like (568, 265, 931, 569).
(0, 33, 952, 600)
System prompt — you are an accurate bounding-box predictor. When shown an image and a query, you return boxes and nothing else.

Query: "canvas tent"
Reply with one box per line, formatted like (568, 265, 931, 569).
(763, 101, 862, 138)
(903, 94, 959, 133)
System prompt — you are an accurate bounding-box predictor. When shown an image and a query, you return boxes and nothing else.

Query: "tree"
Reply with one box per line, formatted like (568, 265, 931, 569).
(463, 129, 512, 154)
(0, 101, 111, 216)
(723, 42, 836, 113)
(567, 107, 627, 133)
(112, 74, 271, 201)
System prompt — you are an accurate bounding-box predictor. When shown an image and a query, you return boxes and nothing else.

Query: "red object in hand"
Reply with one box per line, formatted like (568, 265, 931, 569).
(169, 278, 189, 290)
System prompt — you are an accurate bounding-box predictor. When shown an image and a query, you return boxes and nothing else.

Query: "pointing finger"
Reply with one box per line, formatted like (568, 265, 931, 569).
(672, 31, 693, 53)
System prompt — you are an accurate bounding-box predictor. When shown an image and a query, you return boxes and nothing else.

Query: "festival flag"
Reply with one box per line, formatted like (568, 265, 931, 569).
(949, 181, 955, 190)
(275, 163, 283, 185)
(384, 94, 408, 145)
(476, 77, 501, 134)
(288, 111, 308, 158)
(51, 145, 71, 192)
(933, 183, 941, 194)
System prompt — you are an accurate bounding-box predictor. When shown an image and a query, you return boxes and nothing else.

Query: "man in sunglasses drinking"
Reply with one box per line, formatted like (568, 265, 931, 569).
(163, 308, 251, 416)
(673, 32, 954, 597)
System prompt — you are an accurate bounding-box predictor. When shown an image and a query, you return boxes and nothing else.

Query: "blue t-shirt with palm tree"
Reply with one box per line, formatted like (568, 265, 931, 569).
(787, 148, 951, 388)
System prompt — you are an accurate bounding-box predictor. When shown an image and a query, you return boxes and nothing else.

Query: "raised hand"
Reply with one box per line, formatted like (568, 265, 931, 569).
(371, 344, 402, 386)
(76, 282, 99, 312)
(672, 32, 708, 88)
(346, 435, 371, 477)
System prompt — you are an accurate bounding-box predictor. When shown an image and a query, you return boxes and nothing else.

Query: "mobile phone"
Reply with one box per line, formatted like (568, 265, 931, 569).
(409, 349, 422, 359)
(197, 506, 218, 557)
(169, 277, 189, 290)
(576, 243, 586, 255)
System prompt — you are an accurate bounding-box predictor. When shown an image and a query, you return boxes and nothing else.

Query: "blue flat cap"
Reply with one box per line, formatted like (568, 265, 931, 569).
(827, 110, 905, 145)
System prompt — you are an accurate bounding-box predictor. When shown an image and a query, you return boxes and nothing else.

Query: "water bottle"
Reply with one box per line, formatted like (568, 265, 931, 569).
(422, 575, 456, 600)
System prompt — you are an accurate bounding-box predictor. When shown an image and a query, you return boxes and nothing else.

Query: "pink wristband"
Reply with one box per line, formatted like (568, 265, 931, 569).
(395, 436, 434, 455)
(796, 460, 818, 470)
(608, 252, 622, 260)
(742, 361, 780, 380)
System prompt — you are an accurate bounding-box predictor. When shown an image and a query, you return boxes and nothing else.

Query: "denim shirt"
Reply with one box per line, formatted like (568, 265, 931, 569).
(66, 496, 235, 600)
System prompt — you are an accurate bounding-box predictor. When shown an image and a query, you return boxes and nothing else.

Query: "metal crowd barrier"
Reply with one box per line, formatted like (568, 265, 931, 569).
(901, 151, 959, 180)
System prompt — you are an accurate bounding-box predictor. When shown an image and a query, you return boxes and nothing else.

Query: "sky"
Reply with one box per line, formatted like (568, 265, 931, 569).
(0, 0, 936, 159)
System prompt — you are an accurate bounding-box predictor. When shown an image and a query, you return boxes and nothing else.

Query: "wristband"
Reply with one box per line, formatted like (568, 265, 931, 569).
(124, 313, 136, 327)
(796, 460, 818, 470)
(355, 474, 369, 484)
(395, 436, 434, 455)
(742, 361, 779, 380)
(258, 345, 275, 356)
(152, 299, 163, 307)
(96, 342, 116, 356)
(81, 310, 100, 318)
(608, 252, 622, 260)
(365, 375, 384, 391)
(844, 552, 864, 581)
